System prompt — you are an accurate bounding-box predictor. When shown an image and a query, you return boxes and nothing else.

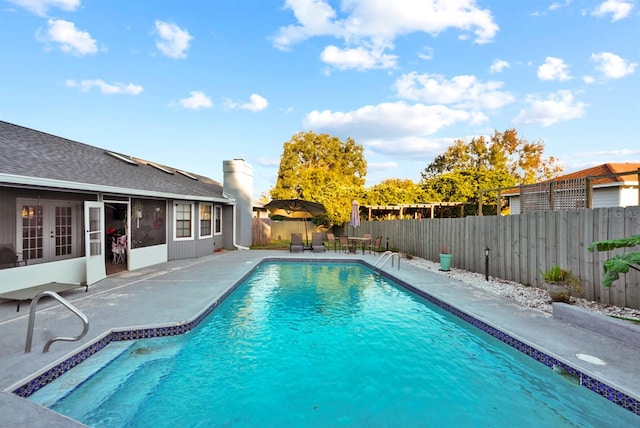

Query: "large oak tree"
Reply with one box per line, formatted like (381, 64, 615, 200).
(271, 131, 367, 225)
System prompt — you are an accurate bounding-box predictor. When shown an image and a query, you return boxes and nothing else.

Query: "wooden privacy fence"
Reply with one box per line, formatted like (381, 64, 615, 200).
(354, 206, 640, 309)
(252, 219, 321, 246)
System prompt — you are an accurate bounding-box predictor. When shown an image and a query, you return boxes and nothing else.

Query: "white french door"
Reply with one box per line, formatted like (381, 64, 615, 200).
(84, 201, 106, 285)
(17, 199, 80, 264)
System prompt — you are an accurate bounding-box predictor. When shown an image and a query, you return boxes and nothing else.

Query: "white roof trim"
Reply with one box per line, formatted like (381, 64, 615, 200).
(0, 173, 233, 204)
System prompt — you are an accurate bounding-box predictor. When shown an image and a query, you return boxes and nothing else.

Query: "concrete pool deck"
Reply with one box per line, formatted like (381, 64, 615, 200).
(1, 250, 639, 426)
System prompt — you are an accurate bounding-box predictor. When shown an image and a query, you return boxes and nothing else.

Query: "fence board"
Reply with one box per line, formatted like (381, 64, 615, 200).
(353, 206, 640, 309)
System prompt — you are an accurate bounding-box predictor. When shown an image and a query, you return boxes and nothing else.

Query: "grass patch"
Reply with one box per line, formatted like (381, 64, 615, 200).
(250, 240, 293, 250)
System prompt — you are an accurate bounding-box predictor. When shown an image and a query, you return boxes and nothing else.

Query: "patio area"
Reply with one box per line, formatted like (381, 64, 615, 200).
(1, 250, 638, 426)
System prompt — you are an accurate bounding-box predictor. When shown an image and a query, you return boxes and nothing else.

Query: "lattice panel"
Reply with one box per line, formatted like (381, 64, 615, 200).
(520, 178, 587, 212)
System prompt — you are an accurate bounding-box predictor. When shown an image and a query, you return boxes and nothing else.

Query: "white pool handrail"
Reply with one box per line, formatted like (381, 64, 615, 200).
(374, 251, 400, 272)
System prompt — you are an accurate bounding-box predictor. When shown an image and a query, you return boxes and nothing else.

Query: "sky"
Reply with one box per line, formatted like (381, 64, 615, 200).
(1, 0, 639, 199)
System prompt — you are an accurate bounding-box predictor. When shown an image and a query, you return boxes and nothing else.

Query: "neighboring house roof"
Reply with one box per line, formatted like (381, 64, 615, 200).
(0, 121, 229, 202)
(503, 163, 640, 196)
(551, 163, 640, 187)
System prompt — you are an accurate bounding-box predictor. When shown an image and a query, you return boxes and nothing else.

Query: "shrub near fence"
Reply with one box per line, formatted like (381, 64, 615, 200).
(354, 206, 640, 310)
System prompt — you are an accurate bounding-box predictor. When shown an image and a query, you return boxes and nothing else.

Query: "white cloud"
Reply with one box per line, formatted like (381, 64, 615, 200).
(320, 44, 398, 70)
(367, 161, 399, 171)
(65, 79, 143, 95)
(549, 0, 572, 11)
(583, 75, 596, 84)
(242, 94, 269, 112)
(178, 91, 213, 110)
(394, 72, 515, 110)
(489, 59, 510, 74)
(513, 90, 587, 127)
(154, 20, 192, 59)
(6, 0, 79, 16)
(273, 0, 499, 70)
(537, 57, 571, 81)
(591, 0, 634, 21)
(305, 101, 487, 140)
(418, 46, 434, 61)
(572, 148, 640, 158)
(37, 19, 97, 56)
(590, 52, 637, 79)
(366, 136, 444, 157)
(225, 94, 269, 112)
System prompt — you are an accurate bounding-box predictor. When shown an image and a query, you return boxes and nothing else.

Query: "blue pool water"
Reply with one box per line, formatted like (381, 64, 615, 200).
(33, 262, 637, 427)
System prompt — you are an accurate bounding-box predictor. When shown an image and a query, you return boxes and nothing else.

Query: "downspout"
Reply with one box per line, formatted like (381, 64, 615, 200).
(232, 203, 250, 251)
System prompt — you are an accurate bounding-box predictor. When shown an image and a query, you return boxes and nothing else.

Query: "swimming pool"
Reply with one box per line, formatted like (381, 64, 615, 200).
(24, 261, 639, 426)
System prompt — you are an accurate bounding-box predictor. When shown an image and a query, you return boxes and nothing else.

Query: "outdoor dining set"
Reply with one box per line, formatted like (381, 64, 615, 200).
(264, 198, 383, 255)
(289, 232, 384, 254)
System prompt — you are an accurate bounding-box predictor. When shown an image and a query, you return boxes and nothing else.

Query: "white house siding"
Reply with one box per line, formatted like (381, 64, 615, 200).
(129, 244, 168, 271)
(508, 196, 520, 215)
(592, 186, 622, 208)
(0, 257, 85, 294)
(620, 186, 639, 207)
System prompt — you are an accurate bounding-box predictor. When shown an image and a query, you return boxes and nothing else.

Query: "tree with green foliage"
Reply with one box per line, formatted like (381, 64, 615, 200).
(271, 130, 367, 226)
(364, 179, 427, 206)
(420, 129, 562, 215)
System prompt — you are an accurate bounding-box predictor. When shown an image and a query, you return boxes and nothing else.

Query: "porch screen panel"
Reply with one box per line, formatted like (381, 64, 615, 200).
(131, 198, 167, 248)
(55, 206, 73, 256)
(21, 204, 43, 261)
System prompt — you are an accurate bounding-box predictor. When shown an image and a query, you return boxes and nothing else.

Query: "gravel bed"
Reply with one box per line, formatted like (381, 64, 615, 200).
(403, 256, 640, 322)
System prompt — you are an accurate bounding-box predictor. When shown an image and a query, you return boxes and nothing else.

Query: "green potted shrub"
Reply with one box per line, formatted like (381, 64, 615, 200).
(439, 243, 453, 272)
(540, 265, 582, 303)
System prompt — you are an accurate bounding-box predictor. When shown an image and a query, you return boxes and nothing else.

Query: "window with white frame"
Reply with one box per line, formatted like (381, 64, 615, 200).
(174, 203, 193, 239)
(214, 205, 222, 235)
(200, 203, 212, 238)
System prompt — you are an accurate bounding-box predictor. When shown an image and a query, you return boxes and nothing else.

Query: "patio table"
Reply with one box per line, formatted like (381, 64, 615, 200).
(347, 237, 371, 254)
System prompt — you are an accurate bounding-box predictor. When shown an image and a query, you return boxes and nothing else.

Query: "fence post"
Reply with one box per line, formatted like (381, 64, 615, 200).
(586, 177, 593, 209)
(637, 168, 640, 205)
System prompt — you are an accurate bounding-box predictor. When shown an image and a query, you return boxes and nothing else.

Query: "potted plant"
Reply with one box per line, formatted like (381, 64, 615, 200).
(439, 243, 453, 272)
(540, 265, 582, 303)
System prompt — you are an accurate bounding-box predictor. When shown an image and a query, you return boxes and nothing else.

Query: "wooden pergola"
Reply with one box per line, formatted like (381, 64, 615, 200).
(362, 202, 466, 220)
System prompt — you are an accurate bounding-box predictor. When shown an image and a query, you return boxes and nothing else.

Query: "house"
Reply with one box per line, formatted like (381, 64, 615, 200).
(0, 121, 253, 293)
(507, 163, 640, 215)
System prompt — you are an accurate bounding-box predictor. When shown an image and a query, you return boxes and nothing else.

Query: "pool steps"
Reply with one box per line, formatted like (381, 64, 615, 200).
(28, 341, 133, 408)
(30, 340, 182, 424)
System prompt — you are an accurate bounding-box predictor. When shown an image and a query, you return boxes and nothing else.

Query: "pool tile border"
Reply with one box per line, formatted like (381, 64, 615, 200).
(381, 268, 640, 417)
(12, 257, 639, 417)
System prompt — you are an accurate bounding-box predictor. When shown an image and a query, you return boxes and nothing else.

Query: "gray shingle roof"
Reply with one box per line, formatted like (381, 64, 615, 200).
(0, 121, 227, 201)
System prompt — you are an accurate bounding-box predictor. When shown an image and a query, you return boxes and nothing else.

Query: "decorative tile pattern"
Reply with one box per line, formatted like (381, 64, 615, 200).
(14, 259, 640, 417)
